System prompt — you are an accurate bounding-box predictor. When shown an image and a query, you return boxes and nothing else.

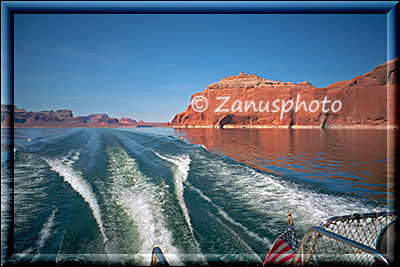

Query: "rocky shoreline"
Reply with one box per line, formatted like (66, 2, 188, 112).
(172, 125, 391, 129)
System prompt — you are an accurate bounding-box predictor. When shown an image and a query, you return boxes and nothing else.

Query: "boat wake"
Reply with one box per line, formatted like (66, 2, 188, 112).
(38, 209, 57, 251)
(14, 208, 58, 262)
(43, 151, 108, 244)
(152, 151, 204, 257)
(187, 181, 271, 250)
(106, 145, 183, 266)
(11, 128, 390, 265)
(196, 154, 387, 236)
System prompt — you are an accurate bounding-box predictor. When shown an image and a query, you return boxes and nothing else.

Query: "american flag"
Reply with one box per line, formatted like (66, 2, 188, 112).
(264, 225, 300, 265)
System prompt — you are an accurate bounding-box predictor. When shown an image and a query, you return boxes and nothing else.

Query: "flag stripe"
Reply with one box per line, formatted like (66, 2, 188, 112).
(264, 225, 299, 266)
(267, 245, 292, 263)
(267, 239, 285, 256)
(272, 241, 289, 256)
(267, 240, 287, 259)
(264, 239, 285, 263)
(276, 253, 294, 265)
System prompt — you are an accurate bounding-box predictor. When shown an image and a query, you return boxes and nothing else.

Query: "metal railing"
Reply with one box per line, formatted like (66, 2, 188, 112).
(151, 246, 170, 267)
(294, 226, 390, 266)
(293, 211, 396, 266)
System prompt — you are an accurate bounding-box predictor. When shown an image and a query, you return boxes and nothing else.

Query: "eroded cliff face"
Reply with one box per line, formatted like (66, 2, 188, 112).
(171, 58, 398, 129)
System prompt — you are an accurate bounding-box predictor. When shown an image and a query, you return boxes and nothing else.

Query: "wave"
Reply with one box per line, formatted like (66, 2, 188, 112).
(153, 151, 206, 261)
(106, 146, 182, 266)
(188, 182, 271, 246)
(195, 154, 387, 236)
(83, 130, 102, 169)
(14, 153, 49, 225)
(13, 247, 35, 262)
(193, 144, 208, 151)
(43, 152, 108, 244)
(38, 209, 57, 250)
(34, 128, 81, 144)
(238, 168, 386, 233)
(186, 182, 271, 251)
(13, 209, 57, 262)
(152, 151, 203, 254)
(212, 215, 261, 262)
(14, 128, 83, 153)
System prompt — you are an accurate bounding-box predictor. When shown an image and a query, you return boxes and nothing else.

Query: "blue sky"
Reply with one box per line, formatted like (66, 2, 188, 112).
(13, 14, 387, 121)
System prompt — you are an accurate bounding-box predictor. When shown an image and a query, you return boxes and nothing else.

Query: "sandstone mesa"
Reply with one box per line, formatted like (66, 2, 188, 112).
(0, 106, 167, 128)
(171, 58, 398, 129)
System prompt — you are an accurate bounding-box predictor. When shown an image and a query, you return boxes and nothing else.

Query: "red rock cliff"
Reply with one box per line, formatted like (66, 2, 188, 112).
(171, 58, 398, 129)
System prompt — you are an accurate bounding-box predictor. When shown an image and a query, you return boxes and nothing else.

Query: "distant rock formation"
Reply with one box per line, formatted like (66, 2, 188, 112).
(1, 106, 170, 128)
(1, 106, 139, 127)
(119, 117, 138, 125)
(172, 58, 398, 129)
(79, 114, 119, 124)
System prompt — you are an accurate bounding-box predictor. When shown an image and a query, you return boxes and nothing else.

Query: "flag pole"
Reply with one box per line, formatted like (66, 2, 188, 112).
(264, 213, 298, 265)
(288, 212, 293, 226)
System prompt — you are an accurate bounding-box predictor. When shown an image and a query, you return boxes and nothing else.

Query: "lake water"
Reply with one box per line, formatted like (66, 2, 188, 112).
(175, 128, 396, 205)
(1, 127, 394, 265)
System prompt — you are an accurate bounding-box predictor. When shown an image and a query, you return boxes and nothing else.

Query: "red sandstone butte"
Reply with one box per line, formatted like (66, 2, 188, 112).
(119, 117, 138, 126)
(171, 58, 398, 129)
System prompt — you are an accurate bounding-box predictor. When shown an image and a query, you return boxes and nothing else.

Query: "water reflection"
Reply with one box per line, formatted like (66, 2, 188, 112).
(175, 128, 396, 205)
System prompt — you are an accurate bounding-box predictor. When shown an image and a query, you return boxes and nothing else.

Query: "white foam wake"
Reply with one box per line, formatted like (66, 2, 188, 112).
(186, 182, 271, 248)
(200, 156, 387, 236)
(153, 151, 204, 256)
(14, 209, 57, 261)
(107, 147, 182, 266)
(14, 153, 48, 220)
(43, 152, 108, 244)
(199, 144, 208, 151)
(30, 208, 59, 262)
(212, 215, 261, 262)
(153, 153, 192, 230)
(243, 168, 386, 234)
(38, 209, 57, 250)
(14, 247, 34, 262)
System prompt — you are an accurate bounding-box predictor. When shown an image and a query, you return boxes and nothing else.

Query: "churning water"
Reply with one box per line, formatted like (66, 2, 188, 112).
(2, 127, 392, 265)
